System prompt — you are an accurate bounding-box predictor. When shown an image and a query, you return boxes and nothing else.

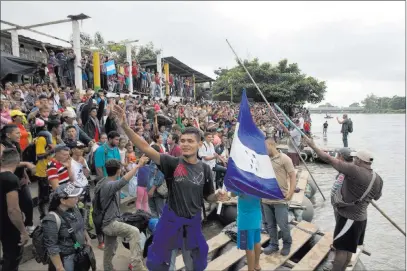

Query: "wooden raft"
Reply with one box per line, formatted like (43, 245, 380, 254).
(206, 234, 270, 271)
(175, 233, 231, 270)
(239, 220, 318, 270)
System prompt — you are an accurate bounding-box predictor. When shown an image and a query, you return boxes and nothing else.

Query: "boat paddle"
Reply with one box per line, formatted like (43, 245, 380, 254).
(371, 201, 405, 236)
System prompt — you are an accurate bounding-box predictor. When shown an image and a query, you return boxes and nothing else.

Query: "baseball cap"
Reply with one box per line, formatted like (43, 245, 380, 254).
(62, 110, 76, 119)
(336, 147, 353, 162)
(54, 183, 83, 198)
(350, 150, 374, 163)
(10, 110, 25, 118)
(66, 141, 86, 150)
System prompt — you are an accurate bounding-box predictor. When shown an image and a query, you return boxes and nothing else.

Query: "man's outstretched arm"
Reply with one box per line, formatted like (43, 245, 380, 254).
(113, 105, 161, 165)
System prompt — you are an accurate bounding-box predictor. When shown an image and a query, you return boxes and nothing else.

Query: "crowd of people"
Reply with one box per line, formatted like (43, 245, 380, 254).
(33, 47, 195, 99)
(0, 79, 381, 271)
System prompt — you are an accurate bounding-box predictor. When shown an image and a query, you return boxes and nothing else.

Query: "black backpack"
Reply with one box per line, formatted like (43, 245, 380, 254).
(347, 119, 353, 133)
(32, 212, 61, 264)
(92, 178, 115, 235)
(22, 135, 46, 164)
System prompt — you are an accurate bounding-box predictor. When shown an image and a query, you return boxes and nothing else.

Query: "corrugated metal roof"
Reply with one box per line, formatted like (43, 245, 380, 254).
(139, 56, 214, 83)
(0, 31, 66, 51)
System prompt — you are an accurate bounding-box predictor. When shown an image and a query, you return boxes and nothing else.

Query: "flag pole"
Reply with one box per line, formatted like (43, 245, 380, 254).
(225, 39, 326, 201)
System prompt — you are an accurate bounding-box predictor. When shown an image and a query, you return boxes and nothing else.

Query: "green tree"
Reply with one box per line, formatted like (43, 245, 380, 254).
(389, 96, 406, 110)
(349, 102, 360, 107)
(136, 42, 162, 62)
(212, 58, 326, 105)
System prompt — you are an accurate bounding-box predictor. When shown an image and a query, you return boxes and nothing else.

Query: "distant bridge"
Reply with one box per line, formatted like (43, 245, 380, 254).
(308, 107, 365, 114)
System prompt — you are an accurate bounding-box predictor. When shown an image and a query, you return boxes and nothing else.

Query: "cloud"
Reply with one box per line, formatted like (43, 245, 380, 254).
(1, 1, 405, 106)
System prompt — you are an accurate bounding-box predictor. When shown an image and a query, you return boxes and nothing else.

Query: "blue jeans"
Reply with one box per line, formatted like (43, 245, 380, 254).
(148, 194, 166, 217)
(262, 203, 292, 247)
(342, 132, 348, 147)
(169, 237, 194, 271)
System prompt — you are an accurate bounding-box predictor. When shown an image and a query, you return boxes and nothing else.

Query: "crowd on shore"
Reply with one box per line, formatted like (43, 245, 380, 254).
(0, 80, 314, 271)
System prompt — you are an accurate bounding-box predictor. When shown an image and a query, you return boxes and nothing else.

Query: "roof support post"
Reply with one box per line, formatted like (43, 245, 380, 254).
(10, 30, 19, 57)
(125, 43, 133, 92)
(71, 19, 82, 93)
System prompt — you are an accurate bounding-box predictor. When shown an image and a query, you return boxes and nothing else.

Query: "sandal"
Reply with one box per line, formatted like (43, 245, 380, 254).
(254, 268, 262, 271)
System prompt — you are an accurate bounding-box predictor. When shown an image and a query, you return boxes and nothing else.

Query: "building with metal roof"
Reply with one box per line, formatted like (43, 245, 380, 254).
(139, 56, 214, 83)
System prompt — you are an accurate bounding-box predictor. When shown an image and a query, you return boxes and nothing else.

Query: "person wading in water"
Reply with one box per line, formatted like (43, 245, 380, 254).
(111, 104, 228, 271)
(336, 114, 351, 147)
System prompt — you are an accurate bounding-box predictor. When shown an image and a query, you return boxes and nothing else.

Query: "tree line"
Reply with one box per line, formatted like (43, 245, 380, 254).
(211, 58, 327, 106)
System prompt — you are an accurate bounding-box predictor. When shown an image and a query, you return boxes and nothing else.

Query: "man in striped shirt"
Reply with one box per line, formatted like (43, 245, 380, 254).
(46, 144, 74, 190)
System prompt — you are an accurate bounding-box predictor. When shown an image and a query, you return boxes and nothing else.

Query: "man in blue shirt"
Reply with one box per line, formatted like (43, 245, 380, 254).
(94, 131, 121, 177)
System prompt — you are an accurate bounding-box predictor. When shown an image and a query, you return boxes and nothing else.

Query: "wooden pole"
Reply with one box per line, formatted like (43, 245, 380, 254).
(371, 201, 406, 236)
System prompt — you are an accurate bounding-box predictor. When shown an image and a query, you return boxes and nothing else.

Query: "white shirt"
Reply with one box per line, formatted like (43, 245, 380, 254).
(198, 141, 216, 169)
(299, 117, 305, 130)
(288, 129, 302, 153)
(70, 158, 89, 188)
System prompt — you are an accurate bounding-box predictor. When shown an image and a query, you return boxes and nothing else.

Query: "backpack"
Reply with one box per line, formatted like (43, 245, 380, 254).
(92, 178, 116, 235)
(22, 136, 46, 164)
(347, 119, 353, 133)
(32, 212, 61, 264)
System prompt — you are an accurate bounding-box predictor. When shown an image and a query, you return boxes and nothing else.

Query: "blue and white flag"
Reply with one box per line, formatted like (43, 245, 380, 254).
(104, 60, 116, 76)
(224, 89, 284, 200)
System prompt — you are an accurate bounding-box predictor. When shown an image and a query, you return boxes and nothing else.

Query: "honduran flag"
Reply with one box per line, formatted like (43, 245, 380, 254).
(224, 89, 284, 199)
(104, 60, 116, 76)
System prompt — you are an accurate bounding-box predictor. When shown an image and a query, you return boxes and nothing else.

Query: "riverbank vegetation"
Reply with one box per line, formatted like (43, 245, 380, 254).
(358, 94, 405, 113)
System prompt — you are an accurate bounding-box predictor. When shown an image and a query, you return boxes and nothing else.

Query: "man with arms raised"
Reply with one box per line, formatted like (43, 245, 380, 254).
(305, 138, 383, 271)
(112, 105, 228, 271)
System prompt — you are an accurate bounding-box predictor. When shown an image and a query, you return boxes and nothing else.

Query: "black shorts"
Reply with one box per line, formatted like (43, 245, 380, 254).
(333, 213, 366, 253)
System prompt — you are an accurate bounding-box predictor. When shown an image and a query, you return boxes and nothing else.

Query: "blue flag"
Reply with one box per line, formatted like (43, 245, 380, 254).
(104, 60, 116, 76)
(224, 89, 284, 199)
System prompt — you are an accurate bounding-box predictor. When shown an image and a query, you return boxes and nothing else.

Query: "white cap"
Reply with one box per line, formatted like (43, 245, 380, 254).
(350, 150, 374, 163)
(62, 110, 76, 119)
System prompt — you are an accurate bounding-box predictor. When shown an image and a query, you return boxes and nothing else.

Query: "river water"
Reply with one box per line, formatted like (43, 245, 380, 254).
(309, 114, 405, 270)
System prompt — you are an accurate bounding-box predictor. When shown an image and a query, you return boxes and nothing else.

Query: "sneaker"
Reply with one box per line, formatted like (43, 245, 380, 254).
(87, 232, 97, 239)
(26, 225, 36, 235)
(129, 262, 148, 271)
(280, 244, 291, 256)
(97, 242, 105, 250)
(263, 244, 279, 255)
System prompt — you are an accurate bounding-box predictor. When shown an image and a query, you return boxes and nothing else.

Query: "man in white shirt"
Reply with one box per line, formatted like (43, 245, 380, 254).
(297, 113, 305, 132)
(282, 119, 302, 167)
(198, 132, 218, 186)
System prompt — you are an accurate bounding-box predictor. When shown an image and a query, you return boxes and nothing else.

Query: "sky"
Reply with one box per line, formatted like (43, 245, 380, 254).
(1, 1, 405, 107)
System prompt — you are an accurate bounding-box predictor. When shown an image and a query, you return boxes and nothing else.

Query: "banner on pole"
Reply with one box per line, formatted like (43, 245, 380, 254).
(105, 60, 116, 76)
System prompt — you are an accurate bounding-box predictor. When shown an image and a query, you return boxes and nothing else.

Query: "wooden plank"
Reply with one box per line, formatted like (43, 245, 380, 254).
(292, 232, 333, 270)
(346, 245, 364, 271)
(290, 170, 309, 205)
(175, 233, 231, 270)
(240, 221, 318, 271)
(206, 234, 270, 271)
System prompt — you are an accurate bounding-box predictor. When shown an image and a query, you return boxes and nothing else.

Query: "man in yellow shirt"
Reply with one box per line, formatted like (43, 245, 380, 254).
(35, 120, 62, 218)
